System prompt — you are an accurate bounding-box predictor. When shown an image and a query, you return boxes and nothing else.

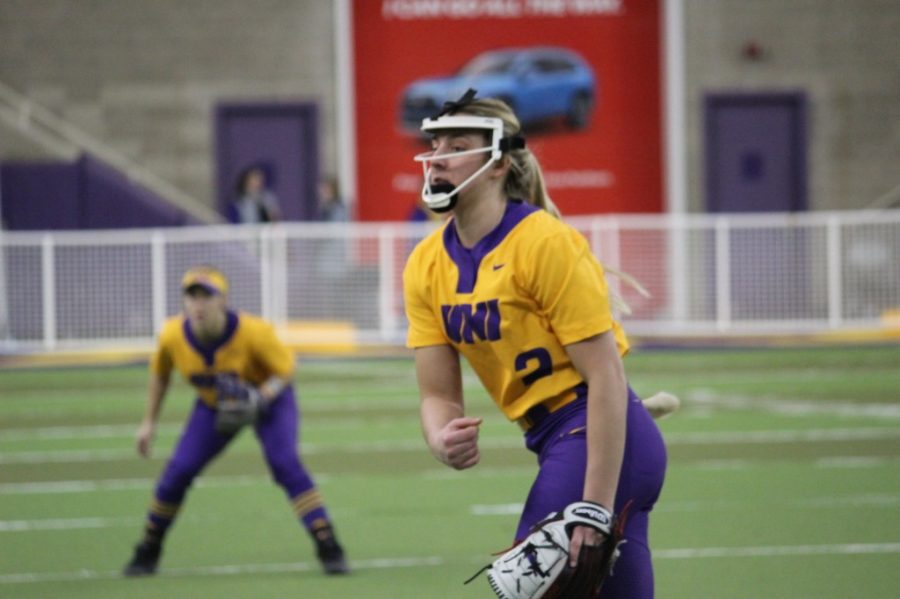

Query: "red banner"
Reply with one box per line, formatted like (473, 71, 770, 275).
(352, 0, 662, 221)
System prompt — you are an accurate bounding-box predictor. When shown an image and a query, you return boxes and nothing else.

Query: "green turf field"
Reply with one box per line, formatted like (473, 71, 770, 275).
(1, 345, 898, 598)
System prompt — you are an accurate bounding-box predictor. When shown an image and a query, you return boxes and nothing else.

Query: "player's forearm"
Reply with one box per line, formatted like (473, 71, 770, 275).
(143, 375, 170, 424)
(258, 375, 289, 402)
(582, 368, 627, 509)
(565, 332, 628, 510)
(414, 345, 465, 456)
(420, 394, 465, 453)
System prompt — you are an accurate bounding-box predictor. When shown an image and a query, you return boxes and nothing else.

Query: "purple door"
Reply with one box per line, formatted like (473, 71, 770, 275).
(704, 93, 807, 213)
(704, 93, 811, 320)
(215, 103, 320, 221)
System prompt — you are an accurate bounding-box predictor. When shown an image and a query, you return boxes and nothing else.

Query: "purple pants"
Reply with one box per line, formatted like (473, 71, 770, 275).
(153, 387, 326, 528)
(517, 388, 668, 598)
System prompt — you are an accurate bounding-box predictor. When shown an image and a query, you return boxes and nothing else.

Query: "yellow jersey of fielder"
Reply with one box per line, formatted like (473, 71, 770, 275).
(404, 200, 629, 421)
(150, 311, 295, 408)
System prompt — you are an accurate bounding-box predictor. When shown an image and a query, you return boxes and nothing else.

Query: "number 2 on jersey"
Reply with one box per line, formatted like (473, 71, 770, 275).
(515, 348, 552, 385)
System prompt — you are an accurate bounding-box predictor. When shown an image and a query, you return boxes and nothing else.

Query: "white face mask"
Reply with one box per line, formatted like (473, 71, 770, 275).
(413, 115, 507, 213)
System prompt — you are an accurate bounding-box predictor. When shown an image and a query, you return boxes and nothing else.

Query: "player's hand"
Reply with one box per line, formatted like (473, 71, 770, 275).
(135, 420, 156, 458)
(568, 524, 605, 567)
(432, 417, 482, 470)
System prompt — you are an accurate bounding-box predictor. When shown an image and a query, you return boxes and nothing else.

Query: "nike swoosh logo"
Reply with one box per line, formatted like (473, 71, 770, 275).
(492, 264, 505, 271)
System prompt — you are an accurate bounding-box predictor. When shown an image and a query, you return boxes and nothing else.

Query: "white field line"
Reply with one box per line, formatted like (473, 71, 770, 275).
(654, 542, 900, 559)
(0, 555, 445, 585)
(687, 391, 900, 419)
(689, 459, 756, 470)
(470, 492, 900, 516)
(2, 426, 899, 465)
(665, 427, 900, 443)
(800, 493, 900, 508)
(0, 416, 433, 442)
(815, 456, 885, 468)
(680, 455, 898, 471)
(1, 453, 897, 497)
(471, 503, 523, 516)
(7, 389, 900, 443)
(0, 438, 513, 464)
(0, 424, 182, 441)
(0, 507, 291, 532)
(9, 489, 896, 534)
(0, 410, 425, 441)
(0, 474, 270, 495)
(6, 383, 898, 444)
(2, 543, 899, 585)
(0, 448, 136, 464)
(1, 394, 426, 416)
(423, 465, 536, 480)
(0, 517, 134, 531)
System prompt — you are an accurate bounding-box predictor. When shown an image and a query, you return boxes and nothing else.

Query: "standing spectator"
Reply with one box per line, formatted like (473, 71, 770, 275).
(314, 176, 350, 284)
(228, 166, 282, 224)
(317, 176, 348, 223)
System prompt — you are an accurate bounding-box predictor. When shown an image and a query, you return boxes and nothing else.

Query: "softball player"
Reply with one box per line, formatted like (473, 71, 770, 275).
(123, 266, 347, 576)
(404, 92, 668, 597)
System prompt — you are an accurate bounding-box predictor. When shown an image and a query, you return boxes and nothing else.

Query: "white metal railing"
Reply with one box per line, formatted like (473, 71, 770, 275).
(0, 80, 221, 224)
(1, 210, 899, 351)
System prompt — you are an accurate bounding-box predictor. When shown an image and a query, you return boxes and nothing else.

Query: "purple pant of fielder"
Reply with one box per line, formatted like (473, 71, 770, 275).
(517, 387, 668, 599)
(147, 387, 329, 538)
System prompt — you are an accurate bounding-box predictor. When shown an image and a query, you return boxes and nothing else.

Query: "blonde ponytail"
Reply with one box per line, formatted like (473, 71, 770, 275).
(458, 97, 648, 314)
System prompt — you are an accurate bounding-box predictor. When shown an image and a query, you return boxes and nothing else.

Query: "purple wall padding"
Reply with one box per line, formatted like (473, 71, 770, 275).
(1, 154, 195, 230)
(0, 161, 81, 230)
(79, 155, 187, 228)
(215, 102, 320, 221)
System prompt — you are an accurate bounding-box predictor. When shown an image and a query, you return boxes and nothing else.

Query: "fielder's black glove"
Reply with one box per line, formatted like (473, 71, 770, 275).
(214, 374, 265, 434)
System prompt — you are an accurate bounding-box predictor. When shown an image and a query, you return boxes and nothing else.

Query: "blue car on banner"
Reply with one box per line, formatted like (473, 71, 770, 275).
(399, 47, 598, 134)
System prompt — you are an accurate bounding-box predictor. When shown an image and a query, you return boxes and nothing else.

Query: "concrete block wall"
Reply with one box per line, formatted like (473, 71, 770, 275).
(684, 0, 900, 211)
(0, 0, 335, 211)
(1, 1, 897, 214)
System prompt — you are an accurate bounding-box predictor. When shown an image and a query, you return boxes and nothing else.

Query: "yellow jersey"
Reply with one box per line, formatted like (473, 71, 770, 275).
(150, 311, 295, 407)
(403, 200, 629, 421)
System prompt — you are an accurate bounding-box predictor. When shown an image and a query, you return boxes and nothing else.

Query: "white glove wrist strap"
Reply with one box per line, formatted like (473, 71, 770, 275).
(563, 501, 613, 537)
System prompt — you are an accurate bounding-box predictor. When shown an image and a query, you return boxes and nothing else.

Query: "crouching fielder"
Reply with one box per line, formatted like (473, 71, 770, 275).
(123, 266, 347, 577)
(403, 91, 668, 598)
